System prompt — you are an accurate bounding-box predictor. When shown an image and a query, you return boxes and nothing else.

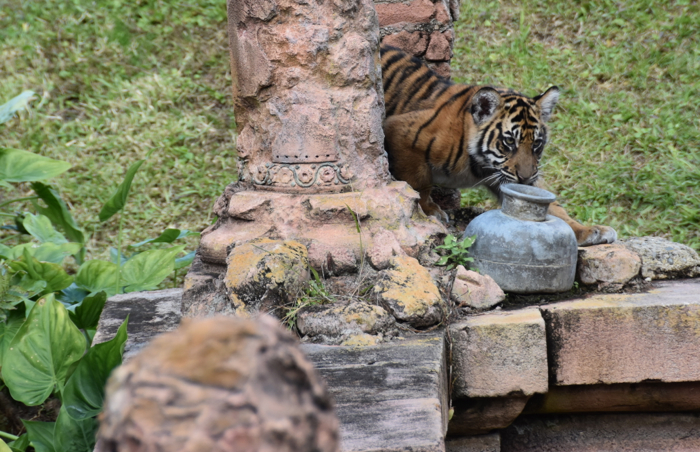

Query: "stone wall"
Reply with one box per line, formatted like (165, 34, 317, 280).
(374, 0, 461, 78)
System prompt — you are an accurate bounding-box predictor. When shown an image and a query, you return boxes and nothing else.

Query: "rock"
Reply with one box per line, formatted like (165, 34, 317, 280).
(297, 302, 396, 344)
(448, 396, 530, 436)
(451, 266, 505, 310)
(374, 255, 445, 327)
(382, 30, 428, 57)
(502, 412, 700, 452)
(577, 243, 641, 288)
(302, 333, 448, 452)
(366, 227, 405, 270)
(224, 238, 310, 315)
(375, 0, 436, 28)
(621, 236, 700, 280)
(445, 433, 500, 452)
(96, 316, 339, 452)
(449, 308, 548, 398)
(541, 279, 700, 386)
(94, 289, 183, 361)
(426, 31, 452, 61)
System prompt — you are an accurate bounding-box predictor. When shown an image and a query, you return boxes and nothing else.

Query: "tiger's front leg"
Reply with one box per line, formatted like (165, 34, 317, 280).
(547, 201, 618, 246)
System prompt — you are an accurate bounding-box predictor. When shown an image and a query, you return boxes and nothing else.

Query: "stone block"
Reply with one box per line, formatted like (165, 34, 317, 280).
(375, 0, 436, 27)
(621, 236, 700, 280)
(303, 333, 448, 452)
(542, 279, 700, 386)
(445, 433, 500, 452)
(524, 381, 700, 414)
(94, 289, 183, 360)
(448, 396, 529, 436)
(451, 266, 505, 310)
(450, 309, 548, 398)
(426, 31, 452, 61)
(577, 243, 641, 287)
(374, 255, 445, 327)
(382, 30, 428, 57)
(501, 413, 700, 452)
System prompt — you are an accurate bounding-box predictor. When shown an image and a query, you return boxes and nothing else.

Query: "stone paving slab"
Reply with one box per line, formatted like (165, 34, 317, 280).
(302, 335, 448, 452)
(541, 278, 700, 386)
(445, 433, 500, 452)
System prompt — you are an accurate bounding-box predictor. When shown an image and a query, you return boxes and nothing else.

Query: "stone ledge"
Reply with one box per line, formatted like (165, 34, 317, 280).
(541, 278, 700, 386)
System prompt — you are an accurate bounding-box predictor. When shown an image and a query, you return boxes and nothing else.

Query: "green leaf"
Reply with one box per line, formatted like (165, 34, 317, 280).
(0, 304, 26, 366)
(30, 182, 85, 247)
(9, 250, 73, 294)
(75, 260, 118, 295)
(0, 91, 35, 124)
(53, 405, 98, 452)
(3, 295, 86, 406)
(98, 159, 145, 222)
(0, 148, 71, 183)
(30, 242, 82, 264)
(436, 256, 449, 266)
(67, 292, 107, 330)
(0, 439, 10, 452)
(0, 244, 10, 259)
(8, 433, 29, 452)
(63, 317, 127, 419)
(121, 245, 184, 292)
(174, 250, 196, 270)
(130, 228, 199, 247)
(21, 214, 67, 244)
(22, 420, 56, 452)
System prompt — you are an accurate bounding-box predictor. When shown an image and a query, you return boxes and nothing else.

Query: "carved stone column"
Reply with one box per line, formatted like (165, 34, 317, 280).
(182, 0, 446, 319)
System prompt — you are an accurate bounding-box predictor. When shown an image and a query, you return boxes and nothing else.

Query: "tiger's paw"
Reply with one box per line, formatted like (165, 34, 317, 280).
(576, 225, 618, 247)
(420, 202, 450, 224)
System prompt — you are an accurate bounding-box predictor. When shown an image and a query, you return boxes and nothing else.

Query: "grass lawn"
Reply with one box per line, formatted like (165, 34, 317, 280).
(2, 0, 699, 277)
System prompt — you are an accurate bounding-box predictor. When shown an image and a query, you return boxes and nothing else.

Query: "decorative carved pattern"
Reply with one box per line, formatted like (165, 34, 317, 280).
(252, 162, 352, 188)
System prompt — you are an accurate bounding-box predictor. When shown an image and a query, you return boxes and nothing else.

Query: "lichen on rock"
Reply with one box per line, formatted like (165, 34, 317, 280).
(297, 301, 397, 344)
(621, 237, 700, 280)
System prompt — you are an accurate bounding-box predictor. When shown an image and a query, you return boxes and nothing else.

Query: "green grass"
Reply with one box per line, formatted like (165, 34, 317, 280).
(452, 0, 700, 249)
(2, 0, 699, 264)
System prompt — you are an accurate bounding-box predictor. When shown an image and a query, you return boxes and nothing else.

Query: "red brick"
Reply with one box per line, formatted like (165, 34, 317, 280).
(382, 30, 428, 57)
(426, 31, 452, 61)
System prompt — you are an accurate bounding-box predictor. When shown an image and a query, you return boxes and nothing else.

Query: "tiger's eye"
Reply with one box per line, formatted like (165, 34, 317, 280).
(504, 137, 515, 146)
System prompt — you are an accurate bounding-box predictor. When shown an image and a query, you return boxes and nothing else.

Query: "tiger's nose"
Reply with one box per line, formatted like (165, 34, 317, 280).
(516, 169, 535, 183)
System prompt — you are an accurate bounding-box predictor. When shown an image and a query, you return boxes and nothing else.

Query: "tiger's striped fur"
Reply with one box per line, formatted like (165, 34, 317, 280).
(380, 45, 617, 246)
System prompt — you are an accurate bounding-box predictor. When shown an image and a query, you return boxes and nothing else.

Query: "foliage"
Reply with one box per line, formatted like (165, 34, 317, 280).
(435, 234, 476, 271)
(283, 267, 334, 331)
(453, 0, 700, 250)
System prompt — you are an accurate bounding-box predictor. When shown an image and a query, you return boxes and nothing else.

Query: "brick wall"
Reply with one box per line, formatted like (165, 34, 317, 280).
(374, 0, 462, 78)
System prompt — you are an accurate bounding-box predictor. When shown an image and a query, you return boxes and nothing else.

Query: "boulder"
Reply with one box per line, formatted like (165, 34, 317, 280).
(96, 316, 339, 452)
(621, 236, 700, 280)
(373, 255, 445, 327)
(577, 243, 641, 288)
(297, 302, 396, 345)
(451, 266, 505, 310)
(224, 238, 310, 315)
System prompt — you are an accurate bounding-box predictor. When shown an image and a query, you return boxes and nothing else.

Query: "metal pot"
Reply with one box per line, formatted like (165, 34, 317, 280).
(462, 184, 577, 293)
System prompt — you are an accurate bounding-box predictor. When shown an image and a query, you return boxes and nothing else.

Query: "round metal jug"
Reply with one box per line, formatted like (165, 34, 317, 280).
(462, 184, 578, 293)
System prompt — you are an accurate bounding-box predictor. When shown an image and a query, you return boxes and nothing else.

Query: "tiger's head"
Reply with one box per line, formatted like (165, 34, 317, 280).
(468, 86, 560, 196)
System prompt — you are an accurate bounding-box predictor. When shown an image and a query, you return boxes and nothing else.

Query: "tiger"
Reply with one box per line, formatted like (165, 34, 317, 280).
(380, 45, 617, 246)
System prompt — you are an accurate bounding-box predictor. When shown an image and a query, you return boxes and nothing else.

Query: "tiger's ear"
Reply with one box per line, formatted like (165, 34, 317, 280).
(535, 86, 560, 122)
(471, 87, 501, 126)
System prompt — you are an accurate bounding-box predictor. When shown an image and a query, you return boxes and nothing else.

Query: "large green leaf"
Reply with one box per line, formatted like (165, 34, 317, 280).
(30, 182, 85, 247)
(0, 439, 10, 452)
(53, 406, 98, 452)
(29, 243, 82, 264)
(63, 317, 127, 419)
(0, 91, 35, 124)
(175, 250, 196, 270)
(3, 295, 86, 405)
(21, 214, 68, 244)
(22, 420, 55, 452)
(8, 250, 73, 295)
(75, 260, 117, 295)
(130, 228, 199, 247)
(7, 433, 29, 452)
(98, 159, 145, 222)
(0, 304, 26, 367)
(121, 245, 185, 293)
(0, 148, 71, 183)
(67, 291, 107, 330)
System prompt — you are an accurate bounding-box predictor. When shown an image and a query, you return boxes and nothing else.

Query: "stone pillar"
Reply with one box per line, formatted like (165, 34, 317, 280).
(182, 0, 446, 319)
(231, 0, 390, 192)
(375, 0, 462, 78)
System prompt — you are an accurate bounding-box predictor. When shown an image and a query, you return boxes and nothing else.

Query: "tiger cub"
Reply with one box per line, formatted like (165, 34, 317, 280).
(380, 45, 617, 246)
